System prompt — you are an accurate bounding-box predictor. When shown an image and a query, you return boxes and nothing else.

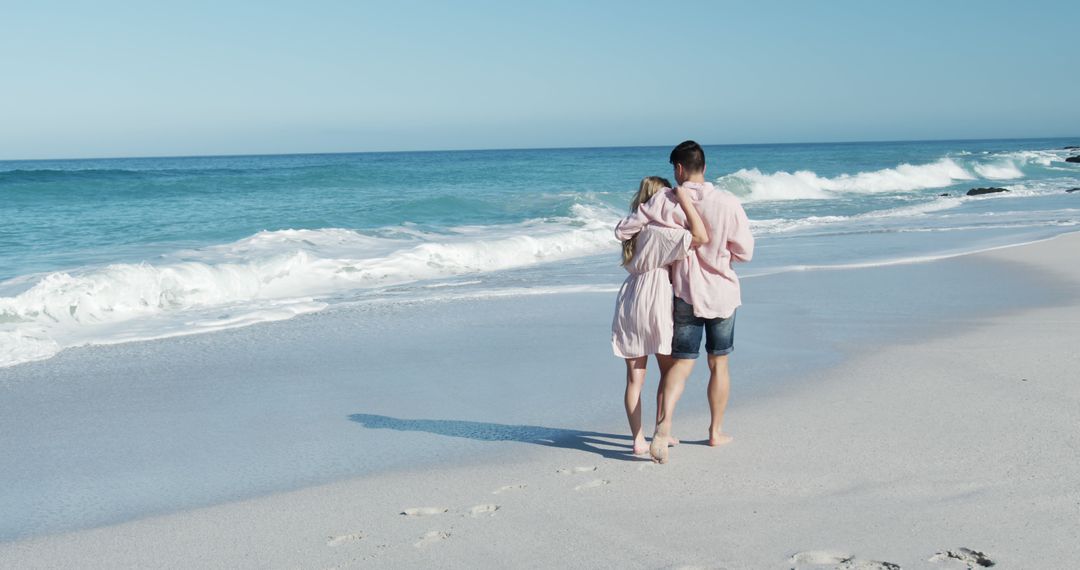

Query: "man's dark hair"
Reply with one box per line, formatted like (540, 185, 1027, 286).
(669, 140, 706, 173)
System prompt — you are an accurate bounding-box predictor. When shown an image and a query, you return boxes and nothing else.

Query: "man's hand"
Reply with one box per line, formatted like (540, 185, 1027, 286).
(673, 185, 691, 201)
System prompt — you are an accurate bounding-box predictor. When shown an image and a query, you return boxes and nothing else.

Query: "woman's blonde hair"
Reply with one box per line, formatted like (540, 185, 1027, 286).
(621, 176, 672, 266)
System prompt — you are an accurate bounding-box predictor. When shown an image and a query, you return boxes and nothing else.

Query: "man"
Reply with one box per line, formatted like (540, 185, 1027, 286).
(614, 140, 754, 463)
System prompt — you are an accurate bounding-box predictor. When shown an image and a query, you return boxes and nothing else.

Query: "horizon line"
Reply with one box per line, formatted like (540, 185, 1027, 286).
(2, 134, 1078, 163)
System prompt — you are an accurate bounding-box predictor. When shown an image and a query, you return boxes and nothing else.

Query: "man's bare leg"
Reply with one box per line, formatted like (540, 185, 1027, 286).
(650, 356, 695, 463)
(623, 356, 649, 455)
(655, 356, 680, 446)
(706, 354, 733, 446)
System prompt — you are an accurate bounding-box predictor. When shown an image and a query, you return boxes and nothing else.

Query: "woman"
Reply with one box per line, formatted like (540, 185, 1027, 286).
(611, 176, 708, 455)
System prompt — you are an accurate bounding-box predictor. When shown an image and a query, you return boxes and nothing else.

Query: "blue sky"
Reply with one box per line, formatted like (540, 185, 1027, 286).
(2, 0, 1077, 159)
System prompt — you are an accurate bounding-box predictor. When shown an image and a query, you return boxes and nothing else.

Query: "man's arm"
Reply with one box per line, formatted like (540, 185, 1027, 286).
(614, 208, 648, 241)
(727, 203, 754, 263)
(674, 186, 709, 247)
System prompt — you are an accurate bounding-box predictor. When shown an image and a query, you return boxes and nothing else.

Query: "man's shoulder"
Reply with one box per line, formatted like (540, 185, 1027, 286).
(700, 184, 743, 208)
(715, 189, 744, 205)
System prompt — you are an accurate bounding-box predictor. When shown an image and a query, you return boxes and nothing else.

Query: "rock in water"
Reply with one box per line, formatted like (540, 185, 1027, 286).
(1065, 156, 1080, 163)
(966, 187, 1009, 196)
(1067, 187, 1080, 193)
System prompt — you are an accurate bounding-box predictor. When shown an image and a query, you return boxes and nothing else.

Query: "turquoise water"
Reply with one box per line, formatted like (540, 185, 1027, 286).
(2, 138, 1078, 366)
(1, 138, 1079, 541)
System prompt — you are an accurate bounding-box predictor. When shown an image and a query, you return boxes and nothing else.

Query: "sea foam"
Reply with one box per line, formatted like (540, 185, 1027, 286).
(749, 196, 966, 234)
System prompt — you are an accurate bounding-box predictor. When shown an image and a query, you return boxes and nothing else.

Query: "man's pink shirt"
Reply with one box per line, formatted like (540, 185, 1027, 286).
(614, 181, 754, 319)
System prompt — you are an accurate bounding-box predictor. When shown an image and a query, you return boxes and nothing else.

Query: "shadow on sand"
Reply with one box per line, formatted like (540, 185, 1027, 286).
(348, 413, 644, 460)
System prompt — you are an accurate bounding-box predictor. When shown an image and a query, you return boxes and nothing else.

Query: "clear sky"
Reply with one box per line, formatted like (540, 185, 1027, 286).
(2, 0, 1077, 160)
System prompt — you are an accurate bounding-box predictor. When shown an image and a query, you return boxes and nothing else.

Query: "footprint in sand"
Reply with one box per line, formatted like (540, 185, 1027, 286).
(839, 561, 900, 570)
(789, 551, 900, 570)
(326, 532, 364, 547)
(468, 503, 500, 516)
(573, 478, 610, 491)
(929, 547, 995, 568)
(401, 507, 449, 517)
(493, 483, 527, 494)
(557, 466, 597, 475)
(790, 551, 853, 566)
(414, 530, 450, 548)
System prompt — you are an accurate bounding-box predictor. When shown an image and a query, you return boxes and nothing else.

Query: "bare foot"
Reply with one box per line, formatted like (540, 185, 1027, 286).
(649, 434, 669, 463)
(668, 435, 680, 447)
(708, 431, 733, 446)
(632, 437, 649, 455)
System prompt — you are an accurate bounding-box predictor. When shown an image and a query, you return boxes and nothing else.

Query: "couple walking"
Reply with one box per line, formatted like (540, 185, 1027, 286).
(611, 140, 754, 463)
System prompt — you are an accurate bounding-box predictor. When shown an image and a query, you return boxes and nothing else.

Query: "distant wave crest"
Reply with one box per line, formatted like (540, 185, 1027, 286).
(0, 168, 148, 184)
(972, 161, 1024, 180)
(719, 158, 977, 202)
(719, 148, 1080, 202)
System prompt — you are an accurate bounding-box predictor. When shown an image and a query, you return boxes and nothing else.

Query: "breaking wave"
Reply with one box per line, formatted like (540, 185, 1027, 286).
(0, 204, 622, 367)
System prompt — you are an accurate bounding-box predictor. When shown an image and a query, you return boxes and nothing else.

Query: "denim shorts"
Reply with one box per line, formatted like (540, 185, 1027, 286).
(671, 297, 736, 359)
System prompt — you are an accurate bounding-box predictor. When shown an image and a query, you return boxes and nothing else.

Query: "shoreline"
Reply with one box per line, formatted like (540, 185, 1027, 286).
(3, 226, 1074, 372)
(1, 232, 1078, 568)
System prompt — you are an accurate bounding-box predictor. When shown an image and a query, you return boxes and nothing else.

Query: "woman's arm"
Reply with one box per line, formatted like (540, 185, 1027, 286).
(674, 186, 709, 247)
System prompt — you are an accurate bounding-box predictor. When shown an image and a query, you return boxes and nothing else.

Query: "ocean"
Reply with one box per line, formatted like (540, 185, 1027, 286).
(2, 138, 1078, 367)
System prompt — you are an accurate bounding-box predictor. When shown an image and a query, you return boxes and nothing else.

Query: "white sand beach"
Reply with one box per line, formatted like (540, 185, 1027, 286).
(1, 233, 1078, 569)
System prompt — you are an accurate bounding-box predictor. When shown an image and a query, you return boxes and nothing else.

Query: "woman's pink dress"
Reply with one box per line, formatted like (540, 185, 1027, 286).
(611, 224, 692, 358)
